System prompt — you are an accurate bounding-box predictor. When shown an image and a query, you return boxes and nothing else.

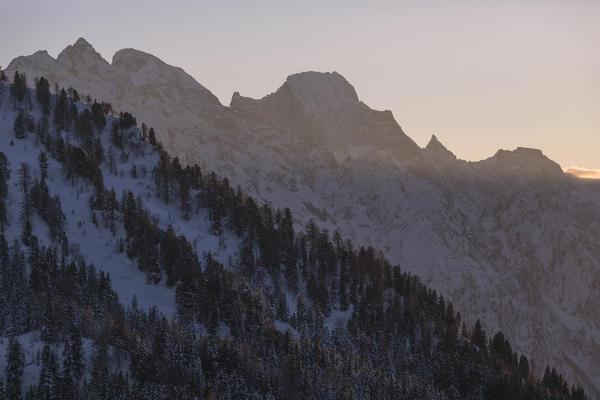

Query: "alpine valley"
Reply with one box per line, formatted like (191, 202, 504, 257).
(0, 38, 597, 399)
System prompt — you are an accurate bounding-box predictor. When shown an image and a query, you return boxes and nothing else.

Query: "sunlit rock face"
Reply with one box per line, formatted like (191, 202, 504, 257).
(6, 39, 600, 397)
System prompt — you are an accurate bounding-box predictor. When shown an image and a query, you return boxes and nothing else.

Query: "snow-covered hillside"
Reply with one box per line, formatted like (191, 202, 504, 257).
(5, 39, 600, 397)
(0, 84, 240, 319)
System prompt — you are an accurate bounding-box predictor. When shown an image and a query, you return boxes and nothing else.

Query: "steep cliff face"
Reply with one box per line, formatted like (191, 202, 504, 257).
(5, 39, 600, 397)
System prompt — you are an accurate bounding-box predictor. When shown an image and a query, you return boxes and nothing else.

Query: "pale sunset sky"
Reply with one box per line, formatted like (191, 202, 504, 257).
(1, 0, 598, 174)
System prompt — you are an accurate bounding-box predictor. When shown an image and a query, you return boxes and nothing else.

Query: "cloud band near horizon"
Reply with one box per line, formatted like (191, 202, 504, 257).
(565, 167, 600, 180)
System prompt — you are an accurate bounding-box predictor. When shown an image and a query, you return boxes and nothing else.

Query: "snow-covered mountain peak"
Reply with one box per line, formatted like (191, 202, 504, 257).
(6, 50, 56, 77)
(483, 146, 564, 178)
(112, 47, 221, 107)
(284, 71, 359, 116)
(425, 134, 457, 160)
(57, 37, 107, 68)
(5, 39, 224, 159)
(32, 50, 51, 58)
(112, 48, 174, 73)
(73, 36, 94, 49)
(229, 70, 420, 160)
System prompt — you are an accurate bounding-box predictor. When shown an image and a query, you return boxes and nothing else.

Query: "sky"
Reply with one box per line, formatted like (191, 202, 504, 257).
(0, 0, 598, 171)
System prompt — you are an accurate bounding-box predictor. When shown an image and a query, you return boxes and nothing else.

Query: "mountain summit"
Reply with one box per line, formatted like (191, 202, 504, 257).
(284, 71, 359, 117)
(57, 37, 101, 63)
(480, 147, 565, 179)
(231, 70, 421, 161)
(425, 134, 457, 160)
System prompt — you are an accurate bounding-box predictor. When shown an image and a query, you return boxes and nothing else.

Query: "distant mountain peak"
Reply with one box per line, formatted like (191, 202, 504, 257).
(229, 70, 420, 160)
(286, 71, 358, 100)
(493, 147, 546, 162)
(32, 49, 50, 57)
(62, 37, 97, 55)
(112, 48, 164, 72)
(57, 37, 106, 66)
(425, 134, 456, 160)
(73, 37, 94, 50)
(283, 71, 359, 116)
(484, 147, 564, 178)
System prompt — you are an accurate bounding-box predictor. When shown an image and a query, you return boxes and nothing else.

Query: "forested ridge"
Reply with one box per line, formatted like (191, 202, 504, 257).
(0, 72, 587, 399)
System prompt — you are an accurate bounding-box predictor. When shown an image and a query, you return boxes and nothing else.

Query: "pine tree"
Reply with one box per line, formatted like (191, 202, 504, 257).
(63, 327, 85, 380)
(38, 344, 59, 400)
(111, 120, 122, 149)
(3, 242, 28, 335)
(35, 77, 51, 116)
(18, 163, 30, 194)
(0, 152, 10, 230)
(91, 101, 106, 132)
(19, 164, 32, 245)
(38, 152, 48, 182)
(518, 354, 530, 380)
(59, 371, 76, 400)
(472, 319, 487, 352)
(148, 127, 157, 147)
(10, 72, 27, 109)
(40, 300, 57, 343)
(54, 88, 69, 132)
(68, 87, 80, 102)
(90, 341, 109, 398)
(13, 110, 26, 139)
(5, 338, 24, 400)
(78, 109, 94, 153)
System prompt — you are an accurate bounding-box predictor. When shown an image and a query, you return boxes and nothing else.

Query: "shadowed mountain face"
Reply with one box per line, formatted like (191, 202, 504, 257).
(6, 39, 600, 397)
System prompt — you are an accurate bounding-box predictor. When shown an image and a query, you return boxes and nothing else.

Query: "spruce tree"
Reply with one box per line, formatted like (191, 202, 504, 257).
(59, 372, 76, 400)
(90, 341, 109, 398)
(0, 152, 10, 230)
(68, 328, 84, 380)
(111, 120, 122, 149)
(148, 127, 157, 147)
(38, 344, 59, 400)
(38, 151, 48, 182)
(91, 101, 106, 131)
(10, 72, 27, 108)
(472, 319, 487, 352)
(5, 338, 24, 400)
(35, 77, 51, 116)
(54, 88, 69, 132)
(13, 111, 26, 139)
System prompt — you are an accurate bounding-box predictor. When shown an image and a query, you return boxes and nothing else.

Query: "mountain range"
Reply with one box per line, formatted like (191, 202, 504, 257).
(4, 38, 600, 397)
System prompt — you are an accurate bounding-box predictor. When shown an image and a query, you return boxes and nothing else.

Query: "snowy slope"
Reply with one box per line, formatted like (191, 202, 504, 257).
(5, 39, 600, 397)
(0, 82, 240, 318)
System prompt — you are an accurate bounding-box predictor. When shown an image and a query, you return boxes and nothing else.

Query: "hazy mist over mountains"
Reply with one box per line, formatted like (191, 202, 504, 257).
(2, 38, 599, 398)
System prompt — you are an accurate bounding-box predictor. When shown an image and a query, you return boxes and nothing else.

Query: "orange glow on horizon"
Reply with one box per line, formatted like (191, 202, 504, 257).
(565, 167, 600, 180)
